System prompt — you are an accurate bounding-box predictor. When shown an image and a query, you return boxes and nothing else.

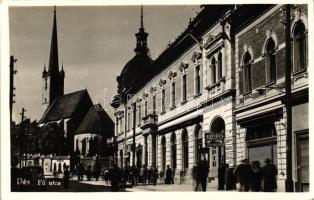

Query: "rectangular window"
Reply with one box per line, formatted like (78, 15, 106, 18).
(144, 101, 148, 116)
(162, 88, 165, 112)
(195, 65, 201, 95)
(138, 105, 141, 125)
(171, 82, 175, 108)
(182, 74, 187, 102)
(153, 95, 156, 114)
(127, 112, 130, 131)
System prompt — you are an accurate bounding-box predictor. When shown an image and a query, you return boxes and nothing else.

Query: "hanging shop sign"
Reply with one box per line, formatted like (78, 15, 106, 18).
(204, 131, 224, 147)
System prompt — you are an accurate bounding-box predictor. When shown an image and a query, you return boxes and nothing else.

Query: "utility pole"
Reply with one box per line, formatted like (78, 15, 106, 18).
(19, 108, 26, 168)
(132, 102, 136, 167)
(10, 55, 17, 125)
(283, 4, 293, 192)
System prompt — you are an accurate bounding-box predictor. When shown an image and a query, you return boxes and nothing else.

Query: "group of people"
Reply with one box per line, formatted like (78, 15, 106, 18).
(71, 158, 277, 192)
(76, 163, 102, 181)
(232, 158, 278, 192)
(192, 160, 209, 191)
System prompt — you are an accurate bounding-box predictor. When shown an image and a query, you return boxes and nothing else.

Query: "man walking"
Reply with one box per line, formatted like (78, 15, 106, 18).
(262, 158, 278, 192)
(233, 159, 253, 191)
(198, 159, 209, 191)
(165, 165, 173, 184)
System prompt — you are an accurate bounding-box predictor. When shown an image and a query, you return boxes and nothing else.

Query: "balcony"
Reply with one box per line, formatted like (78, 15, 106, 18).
(141, 114, 158, 131)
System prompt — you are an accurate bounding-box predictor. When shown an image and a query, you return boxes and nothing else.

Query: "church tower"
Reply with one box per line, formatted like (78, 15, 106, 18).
(42, 7, 65, 112)
(134, 5, 149, 55)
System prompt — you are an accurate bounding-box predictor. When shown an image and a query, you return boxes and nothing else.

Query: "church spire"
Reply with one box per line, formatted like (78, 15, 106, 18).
(48, 6, 59, 73)
(134, 5, 149, 55)
(140, 5, 144, 29)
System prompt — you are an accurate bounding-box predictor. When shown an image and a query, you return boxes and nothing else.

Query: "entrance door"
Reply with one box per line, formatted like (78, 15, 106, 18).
(297, 132, 309, 192)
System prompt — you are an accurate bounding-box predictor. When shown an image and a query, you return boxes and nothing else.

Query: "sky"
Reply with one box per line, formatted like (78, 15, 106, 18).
(9, 5, 201, 122)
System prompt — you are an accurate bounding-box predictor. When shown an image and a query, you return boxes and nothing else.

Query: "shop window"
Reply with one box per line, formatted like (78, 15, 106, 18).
(171, 133, 177, 170)
(246, 123, 277, 165)
(293, 21, 306, 72)
(195, 126, 202, 163)
(182, 129, 189, 170)
(161, 136, 166, 172)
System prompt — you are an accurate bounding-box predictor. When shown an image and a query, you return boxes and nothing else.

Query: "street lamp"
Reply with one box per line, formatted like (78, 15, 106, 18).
(280, 4, 293, 192)
(111, 94, 128, 169)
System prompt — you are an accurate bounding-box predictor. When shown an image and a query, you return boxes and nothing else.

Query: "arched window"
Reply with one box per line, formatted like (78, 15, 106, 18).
(82, 138, 86, 155)
(161, 88, 166, 112)
(161, 136, 166, 172)
(265, 38, 276, 84)
(293, 21, 306, 71)
(217, 53, 223, 80)
(170, 133, 177, 170)
(243, 52, 252, 93)
(182, 129, 189, 170)
(211, 57, 216, 84)
(76, 138, 79, 152)
(194, 125, 202, 163)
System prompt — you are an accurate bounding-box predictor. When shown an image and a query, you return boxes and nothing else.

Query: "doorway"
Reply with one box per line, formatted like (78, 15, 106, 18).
(296, 130, 309, 192)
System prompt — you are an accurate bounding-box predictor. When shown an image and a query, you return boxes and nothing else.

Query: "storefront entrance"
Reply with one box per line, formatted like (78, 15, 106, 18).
(206, 117, 225, 177)
(296, 130, 309, 192)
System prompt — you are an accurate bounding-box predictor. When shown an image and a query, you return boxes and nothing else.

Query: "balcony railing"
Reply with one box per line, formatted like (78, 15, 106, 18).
(141, 114, 158, 130)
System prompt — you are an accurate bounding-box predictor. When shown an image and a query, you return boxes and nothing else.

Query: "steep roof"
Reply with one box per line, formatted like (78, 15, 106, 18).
(74, 104, 114, 137)
(40, 90, 89, 123)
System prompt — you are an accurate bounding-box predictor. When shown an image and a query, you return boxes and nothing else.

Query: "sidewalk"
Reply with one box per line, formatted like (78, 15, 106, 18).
(125, 181, 219, 192)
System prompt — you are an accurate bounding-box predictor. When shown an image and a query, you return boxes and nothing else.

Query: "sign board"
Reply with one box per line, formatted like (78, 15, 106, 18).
(204, 132, 224, 147)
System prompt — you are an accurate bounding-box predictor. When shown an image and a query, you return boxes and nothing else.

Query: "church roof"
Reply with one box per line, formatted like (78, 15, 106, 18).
(74, 104, 114, 137)
(39, 89, 90, 123)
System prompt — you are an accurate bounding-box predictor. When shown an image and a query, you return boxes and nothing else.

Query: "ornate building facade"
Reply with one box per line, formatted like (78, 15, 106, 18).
(111, 5, 309, 191)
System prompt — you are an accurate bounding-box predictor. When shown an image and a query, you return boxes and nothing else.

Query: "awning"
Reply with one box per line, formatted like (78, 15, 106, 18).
(158, 109, 203, 134)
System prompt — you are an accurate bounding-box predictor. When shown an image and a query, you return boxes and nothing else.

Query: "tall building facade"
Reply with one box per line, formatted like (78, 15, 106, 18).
(112, 5, 309, 191)
(235, 5, 308, 191)
(42, 7, 65, 112)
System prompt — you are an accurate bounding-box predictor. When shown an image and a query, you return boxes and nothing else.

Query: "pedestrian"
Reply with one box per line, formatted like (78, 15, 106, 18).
(262, 158, 278, 192)
(233, 159, 253, 192)
(133, 166, 139, 186)
(143, 165, 148, 185)
(63, 165, 70, 189)
(110, 165, 122, 192)
(77, 163, 84, 181)
(86, 165, 92, 181)
(139, 165, 144, 183)
(251, 161, 263, 192)
(165, 165, 173, 184)
(218, 164, 226, 190)
(198, 159, 209, 191)
(192, 163, 200, 191)
(94, 162, 101, 181)
(224, 164, 234, 190)
(152, 167, 158, 186)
